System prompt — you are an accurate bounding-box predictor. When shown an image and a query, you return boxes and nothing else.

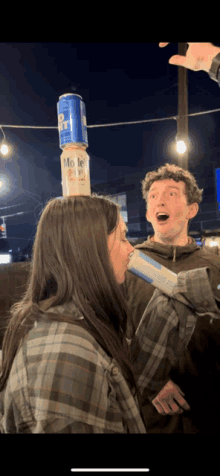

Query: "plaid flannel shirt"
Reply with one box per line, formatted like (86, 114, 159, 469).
(0, 266, 220, 433)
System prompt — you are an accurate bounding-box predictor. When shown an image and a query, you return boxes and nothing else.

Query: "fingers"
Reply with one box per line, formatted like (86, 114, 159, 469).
(159, 42, 191, 48)
(152, 380, 191, 415)
(168, 55, 189, 67)
(152, 391, 190, 415)
(153, 397, 190, 415)
(153, 400, 183, 415)
(174, 395, 190, 412)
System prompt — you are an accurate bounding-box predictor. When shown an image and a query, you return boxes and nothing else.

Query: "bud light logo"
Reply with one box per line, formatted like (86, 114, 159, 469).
(58, 113, 69, 132)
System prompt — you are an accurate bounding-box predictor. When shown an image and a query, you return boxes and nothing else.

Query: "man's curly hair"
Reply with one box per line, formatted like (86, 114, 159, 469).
(141, 162, 203, 208)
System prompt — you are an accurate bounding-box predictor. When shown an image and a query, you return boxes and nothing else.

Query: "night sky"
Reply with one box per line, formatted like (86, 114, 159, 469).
(0, 42, 220, 250)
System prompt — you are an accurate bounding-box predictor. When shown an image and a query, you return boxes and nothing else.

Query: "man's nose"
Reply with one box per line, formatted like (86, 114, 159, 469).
(156, 194, 166, 204)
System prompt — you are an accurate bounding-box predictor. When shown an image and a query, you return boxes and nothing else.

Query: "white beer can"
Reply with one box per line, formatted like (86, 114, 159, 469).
(128, 249, 177, 296)
(60, 145, 91, 196)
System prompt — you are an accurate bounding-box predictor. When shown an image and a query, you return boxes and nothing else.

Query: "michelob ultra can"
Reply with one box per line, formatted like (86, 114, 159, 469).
(128, 249, 177, 296)
(60, 145, 91, 196)
(57, 93, 88, 149)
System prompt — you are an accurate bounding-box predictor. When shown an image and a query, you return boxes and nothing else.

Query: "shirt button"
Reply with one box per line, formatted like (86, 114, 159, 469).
(202, 300, 209, 307)
(112, 367, 119, 376)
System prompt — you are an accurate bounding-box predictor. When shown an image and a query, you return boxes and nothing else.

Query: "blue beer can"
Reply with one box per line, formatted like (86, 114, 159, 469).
(57, 93, 88, 149)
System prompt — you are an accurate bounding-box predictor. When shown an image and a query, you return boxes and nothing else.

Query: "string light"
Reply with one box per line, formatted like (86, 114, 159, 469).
(0, 127, 9, 155)
(1, 106, 219, 162)
(0, 106, 220, 132)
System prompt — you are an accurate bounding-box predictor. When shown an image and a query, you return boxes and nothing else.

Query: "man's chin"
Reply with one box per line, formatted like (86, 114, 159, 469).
(155, 227, 174, 237)
(154, 229, 178, 243)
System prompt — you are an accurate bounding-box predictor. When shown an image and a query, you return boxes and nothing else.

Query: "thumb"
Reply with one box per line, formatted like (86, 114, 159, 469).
(169, 54, 189, 67)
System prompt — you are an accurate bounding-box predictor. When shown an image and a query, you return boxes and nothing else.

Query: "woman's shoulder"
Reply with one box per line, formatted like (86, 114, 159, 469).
(26, 319, 111, 364)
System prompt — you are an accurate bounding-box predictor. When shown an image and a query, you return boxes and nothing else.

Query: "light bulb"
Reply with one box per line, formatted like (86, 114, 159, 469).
(1, 144, 8, 155)
(176, 140, 186, 154)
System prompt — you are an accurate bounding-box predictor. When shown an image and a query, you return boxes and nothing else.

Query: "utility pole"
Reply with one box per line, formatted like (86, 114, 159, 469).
(177, 43, 189, 170)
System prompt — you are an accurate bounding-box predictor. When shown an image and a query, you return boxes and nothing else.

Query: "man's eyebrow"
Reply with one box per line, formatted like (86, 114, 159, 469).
(149, 186, 180, 192)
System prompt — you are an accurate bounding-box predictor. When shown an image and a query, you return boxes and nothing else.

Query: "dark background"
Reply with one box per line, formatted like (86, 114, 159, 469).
(0, 42, 220, 254)
(0, 41, 219, 471)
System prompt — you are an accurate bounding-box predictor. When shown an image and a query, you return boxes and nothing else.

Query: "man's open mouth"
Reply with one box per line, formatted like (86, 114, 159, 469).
(156, 212, 170, 223)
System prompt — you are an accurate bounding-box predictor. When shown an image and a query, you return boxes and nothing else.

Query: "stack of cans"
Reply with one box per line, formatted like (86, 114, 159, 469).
(57, 94, 90, 196)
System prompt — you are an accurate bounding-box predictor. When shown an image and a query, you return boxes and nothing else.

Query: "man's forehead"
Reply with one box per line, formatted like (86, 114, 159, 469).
(149, 180, 185, 192)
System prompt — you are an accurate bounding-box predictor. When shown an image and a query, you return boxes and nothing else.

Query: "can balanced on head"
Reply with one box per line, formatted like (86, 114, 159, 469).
(57, 93, 91, 196)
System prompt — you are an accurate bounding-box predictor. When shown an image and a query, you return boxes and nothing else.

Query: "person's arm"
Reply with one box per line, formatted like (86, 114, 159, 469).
(130, 266, 220, 406)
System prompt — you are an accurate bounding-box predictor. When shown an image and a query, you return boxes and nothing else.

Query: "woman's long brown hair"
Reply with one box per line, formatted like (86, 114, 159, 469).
(0, 194, 143, 417)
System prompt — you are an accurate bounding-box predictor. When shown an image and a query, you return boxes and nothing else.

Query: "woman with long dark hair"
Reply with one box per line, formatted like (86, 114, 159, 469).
(0, 194, 147, 433)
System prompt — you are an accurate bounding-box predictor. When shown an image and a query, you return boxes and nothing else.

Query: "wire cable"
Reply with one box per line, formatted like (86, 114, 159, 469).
(0, 106, 220, 131)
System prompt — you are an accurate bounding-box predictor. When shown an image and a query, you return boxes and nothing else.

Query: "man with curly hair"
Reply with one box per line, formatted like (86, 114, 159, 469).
(123, 162, 220, 433)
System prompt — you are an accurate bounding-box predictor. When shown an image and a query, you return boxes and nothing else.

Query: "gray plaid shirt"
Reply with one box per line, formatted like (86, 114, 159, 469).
(0, 267, 219, 433)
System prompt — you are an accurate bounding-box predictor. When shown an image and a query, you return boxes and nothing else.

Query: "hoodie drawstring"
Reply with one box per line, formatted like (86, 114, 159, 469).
(173, 247, 176, 263)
